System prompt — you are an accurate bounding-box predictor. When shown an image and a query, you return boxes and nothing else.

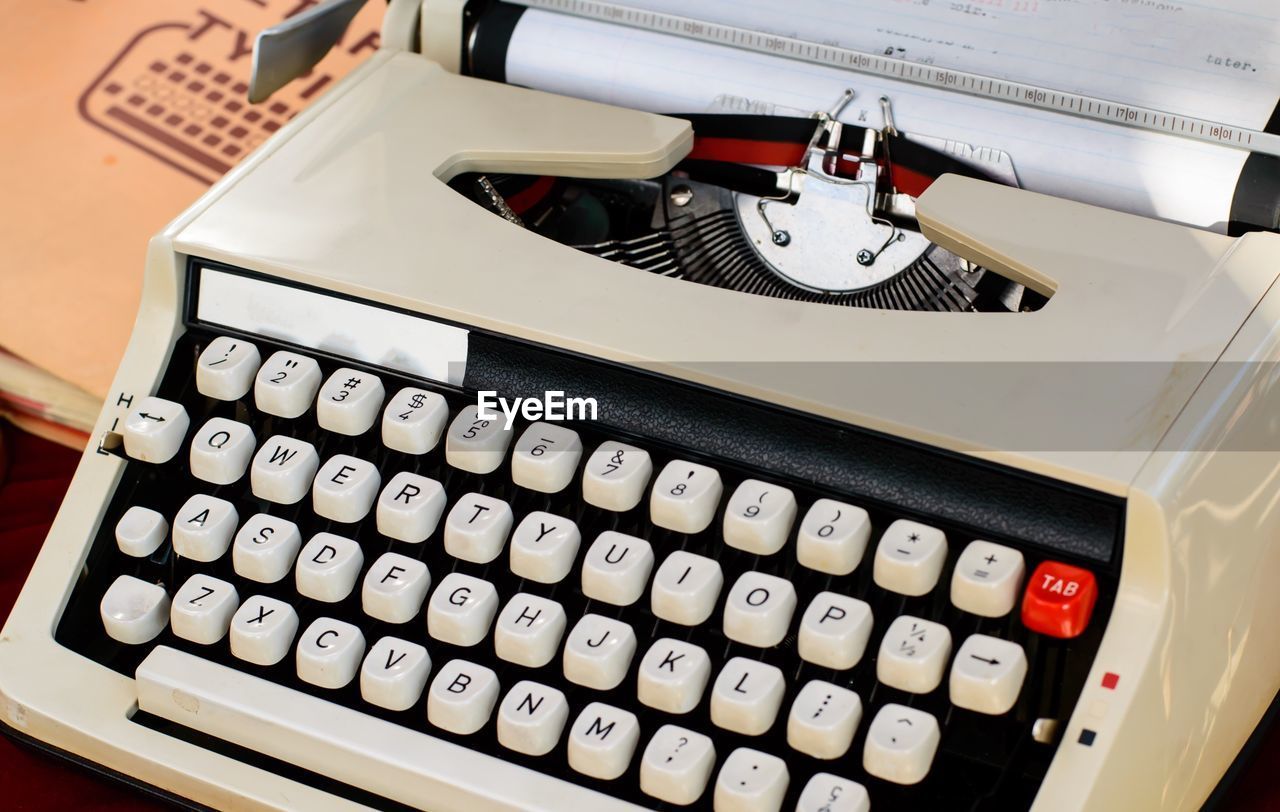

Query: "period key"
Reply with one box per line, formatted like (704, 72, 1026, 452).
(1021, 560, 1098, 638)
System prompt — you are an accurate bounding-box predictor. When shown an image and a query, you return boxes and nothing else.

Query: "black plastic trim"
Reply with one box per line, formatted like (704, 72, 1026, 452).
(1228, 100, 1280, 236)
(186, 258, 1125, 567)
(467, 1, 526, 83)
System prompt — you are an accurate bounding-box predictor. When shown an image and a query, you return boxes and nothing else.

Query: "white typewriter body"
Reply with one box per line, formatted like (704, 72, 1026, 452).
(3, 5, 1280, 811)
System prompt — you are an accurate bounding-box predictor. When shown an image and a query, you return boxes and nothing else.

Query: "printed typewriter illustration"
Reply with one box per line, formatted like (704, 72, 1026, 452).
(4, 1, 1280, 811)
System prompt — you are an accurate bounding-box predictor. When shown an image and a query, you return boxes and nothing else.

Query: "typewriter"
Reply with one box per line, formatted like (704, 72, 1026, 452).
(3, 1, 1280, 810)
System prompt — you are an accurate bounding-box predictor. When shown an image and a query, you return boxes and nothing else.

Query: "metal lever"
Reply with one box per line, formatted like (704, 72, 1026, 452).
(248, 0, 369, 103)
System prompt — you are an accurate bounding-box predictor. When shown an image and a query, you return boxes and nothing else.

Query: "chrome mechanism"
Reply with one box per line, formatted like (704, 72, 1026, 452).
(738, 93, 931, 293)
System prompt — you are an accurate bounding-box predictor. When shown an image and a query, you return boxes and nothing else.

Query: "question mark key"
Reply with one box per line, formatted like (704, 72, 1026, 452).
(639, 724, 715, 805)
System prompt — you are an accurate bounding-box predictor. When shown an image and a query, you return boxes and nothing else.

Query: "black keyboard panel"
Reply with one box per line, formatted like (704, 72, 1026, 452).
(56, 315, 1122, 811)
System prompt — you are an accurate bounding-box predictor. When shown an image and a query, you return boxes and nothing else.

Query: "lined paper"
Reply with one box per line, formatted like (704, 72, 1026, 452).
(504, 2, 1280, 230)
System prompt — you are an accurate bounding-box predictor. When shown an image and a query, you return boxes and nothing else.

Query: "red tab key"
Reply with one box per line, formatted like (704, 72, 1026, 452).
(1021, 561, 1098, 638)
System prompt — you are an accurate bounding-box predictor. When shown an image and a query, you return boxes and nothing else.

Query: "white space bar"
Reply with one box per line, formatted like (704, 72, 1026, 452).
(136, 646, 639, 812)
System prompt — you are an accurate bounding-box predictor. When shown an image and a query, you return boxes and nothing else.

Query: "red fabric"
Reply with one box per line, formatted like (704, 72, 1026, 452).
(504, 175, 556, 216)
(686, 136, 807, 166)
(0, 425, 1275, 808)
(0, 427, 162, 810)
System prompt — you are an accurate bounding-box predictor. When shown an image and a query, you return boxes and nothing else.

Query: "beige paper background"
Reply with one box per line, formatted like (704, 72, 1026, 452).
(0, 0, 385, 398)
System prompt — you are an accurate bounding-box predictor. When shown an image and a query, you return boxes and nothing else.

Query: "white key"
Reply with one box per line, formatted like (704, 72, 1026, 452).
(876, 615, 952, 694)
(508, 511, 581, 584)
(637, 638, 712, 714)
(170, 574, 239, 645)
(254, 351, 322, 418)
(229, 595, 299, 666)
(312, 454, 381, 523)
(723, 572, 797, 648)
(172, 494, 238, 562)
(254, 350, 322, 417)
(497, 680, 570, 756)
(950, 540, 1026, 618)
(641, 725, 716, 806)
(493, 594, 566, 667)
(714, 747, 789, 812)
(949, 634, 1028, 715)
(361, 552, 431, 624)
(863, 704, 940, 785)
(798, 592, 874, 670)
(122, 396, 189, 463)
(317, 368, 385, 436)
(189, 417, 256, 485)
(232, 513, 302, 583)
(375, 472, 447, 543)
(568, 702, 640, 780)
(562, 614, 636, 690)
(426, 573, 499, 646)
(427, 659, 500, 735)
(136, 649, 653, 812)
(382, 387, 449, 454)
(512, 422, 583, 493)
(445, 404, 514, 474)
(796, 773, 870, 812)
(196, 337, 261, 400)
(360, 636, 431, 711)
(796, 499, 872, 576)
(582, 440, 652, 512)
(723, 479, 797, 555)
(873, 519, 948, 596)
(650, 460, 723, 534)
(297, 617, 366, 689)
(650, 551, 723, 626)
(581, 531, 654, 606)
(250, 435, 320, 504)
(100, 575, 169, 644)
(295, 533, 364, 602)
(711, 658, 785, 736)
(115, 506, 167, 558)
(787, 680, 862, 760)
(443, 493, 514, 563)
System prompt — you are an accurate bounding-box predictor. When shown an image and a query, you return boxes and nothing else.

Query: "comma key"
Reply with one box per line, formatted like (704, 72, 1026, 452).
(640, 725, 715, 806)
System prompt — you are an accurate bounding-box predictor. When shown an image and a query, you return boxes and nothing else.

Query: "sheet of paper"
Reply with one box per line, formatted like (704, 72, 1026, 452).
(505, 7, 1265, 230)
(0, 0, 386, 399)
(612, 0, 1280, 129)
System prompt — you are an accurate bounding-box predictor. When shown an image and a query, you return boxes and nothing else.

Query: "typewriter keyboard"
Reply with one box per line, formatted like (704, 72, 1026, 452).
(59, 326, 1119, 811)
